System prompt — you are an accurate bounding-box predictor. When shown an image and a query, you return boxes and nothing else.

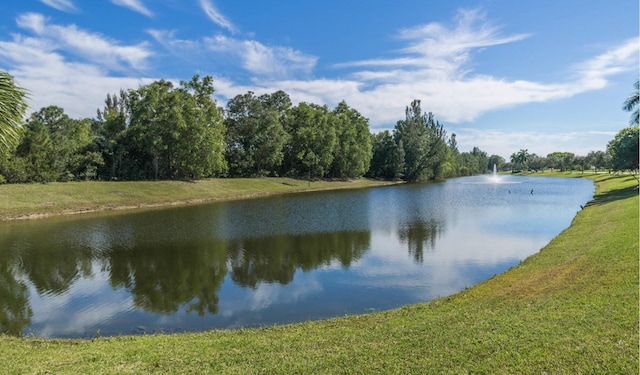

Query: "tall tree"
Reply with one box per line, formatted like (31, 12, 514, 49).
(394, 100, 447, 182)
(623, 80, 639, 125)
(510, 149, 530, 171)
(329, 101, 372, 179)
(95, 90, 130, 180)
(285, 102, 337, 180)
(367, 130, 404, 180)
(224, 91, 289, 177)
(125, 76, 226, 180)
(127, 80, 174, 179)
(0, 71, 28, 155)
(175, 75, 227, 179)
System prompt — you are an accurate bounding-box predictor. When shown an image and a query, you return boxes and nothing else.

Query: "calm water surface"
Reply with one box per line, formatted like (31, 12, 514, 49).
(0, 175, 593, 338)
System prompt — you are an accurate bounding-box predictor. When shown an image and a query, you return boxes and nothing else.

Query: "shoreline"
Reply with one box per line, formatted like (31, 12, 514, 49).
(0, 177, 402, 221)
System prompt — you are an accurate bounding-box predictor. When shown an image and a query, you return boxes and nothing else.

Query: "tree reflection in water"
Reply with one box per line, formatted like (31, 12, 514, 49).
(228, 231, 370, 288)
(0, 218, 371, 335)
(0, 251, 32, 336)
(398, 219, 444, 263)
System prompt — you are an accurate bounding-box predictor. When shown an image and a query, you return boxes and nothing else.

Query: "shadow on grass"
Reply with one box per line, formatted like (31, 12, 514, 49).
(589, 184, 639, 206)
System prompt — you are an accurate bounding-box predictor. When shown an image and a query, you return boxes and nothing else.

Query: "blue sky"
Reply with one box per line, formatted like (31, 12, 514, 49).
(0, 0, 637, 158)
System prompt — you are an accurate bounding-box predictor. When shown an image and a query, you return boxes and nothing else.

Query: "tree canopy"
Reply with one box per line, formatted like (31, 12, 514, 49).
(393, 100, 447, 182)
(1, 77, 513, 184)
(607, 126, 639, 172)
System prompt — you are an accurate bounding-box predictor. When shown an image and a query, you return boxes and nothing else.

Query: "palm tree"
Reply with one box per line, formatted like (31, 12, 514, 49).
(511, 149, 529, 171)
(623, 80, 639, 125)
(0, 71, 28, 153)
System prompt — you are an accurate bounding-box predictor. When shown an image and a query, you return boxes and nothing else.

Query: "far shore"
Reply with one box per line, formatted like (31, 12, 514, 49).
(1, 170, 626, 221)
(0, 177, 402, 221)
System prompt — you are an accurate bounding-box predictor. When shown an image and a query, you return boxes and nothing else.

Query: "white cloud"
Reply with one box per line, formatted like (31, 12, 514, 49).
(570, 37, 639, 92)
(149, 29, 318, 80)
(337, 8, 530, 80)
(38, 0, 77, 13)
(0, 14, 156, 118)
(319, 10, 638, 127)
(199, 0, 236, 33)
(228, 14, 634, 134)
(203, 35, 317, 79)
(15, 13, 152, 72)
(110, 0, 153, 17)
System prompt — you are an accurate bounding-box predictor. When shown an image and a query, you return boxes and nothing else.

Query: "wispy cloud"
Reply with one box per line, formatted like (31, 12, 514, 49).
(38, 0, 77, 13)
(148, 29, 317, 80)
(199, 0, 236, 33)
(204, 35, 317, 79)
(278, 9, 637, 127)
(1, 13, 156, 118)
(110, 0, 153, 17)
(16, 13, 152, 71)
(570, 37, 639, 91)
(336, 9, 530, 79)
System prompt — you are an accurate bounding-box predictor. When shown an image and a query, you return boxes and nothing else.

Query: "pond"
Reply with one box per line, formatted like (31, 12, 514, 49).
(0, 175, 594, 338)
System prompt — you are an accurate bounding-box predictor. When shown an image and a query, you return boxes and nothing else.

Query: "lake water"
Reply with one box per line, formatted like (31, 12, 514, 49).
(0, 175, 594, 338)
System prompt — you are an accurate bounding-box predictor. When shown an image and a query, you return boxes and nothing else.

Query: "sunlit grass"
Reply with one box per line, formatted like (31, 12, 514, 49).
(0, 174, 637, 373)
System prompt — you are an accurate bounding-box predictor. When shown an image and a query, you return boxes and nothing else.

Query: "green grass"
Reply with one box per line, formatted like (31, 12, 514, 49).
(0, 177, 397, 220)
(0, 174, 637, 374)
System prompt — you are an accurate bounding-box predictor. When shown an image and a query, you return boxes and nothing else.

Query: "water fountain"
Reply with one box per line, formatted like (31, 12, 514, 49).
(489, 163, 500, 183)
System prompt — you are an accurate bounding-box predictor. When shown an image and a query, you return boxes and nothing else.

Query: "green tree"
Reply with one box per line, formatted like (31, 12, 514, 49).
(510, 149, 530, 171)
(224, 91, 289, 177)
(174, 75, 227, 179)
(126, 76, 226, 180)
(367, 130, 404, 180)
(0, 71, 28, 155)
(329, 101, 372, 179)
(471, 146, 488, 173)
(546, 151, 574, 172)
(13, 106, 101, 182)
(394, 100, 447, 182)
(623, 80, 639, 125)
(585, 150, 611, 172)
(440, 133, 460, 178)
(285, 102, 337, 180)
(527, 153, 547, 172)
(607, 126, 639, 173)
(95, 90, 129, 180)
(14, 119, 55, 182)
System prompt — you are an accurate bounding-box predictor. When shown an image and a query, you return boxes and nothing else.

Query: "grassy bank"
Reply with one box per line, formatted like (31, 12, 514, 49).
(0, 177, 397, 220)
(0, 174, 638, 373)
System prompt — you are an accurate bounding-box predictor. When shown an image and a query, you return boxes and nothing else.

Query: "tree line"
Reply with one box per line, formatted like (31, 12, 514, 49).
(501, 129, 638, 174)
(0, 74, 503, 184)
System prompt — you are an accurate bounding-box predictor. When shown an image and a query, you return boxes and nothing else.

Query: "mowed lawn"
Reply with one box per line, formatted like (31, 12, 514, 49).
(0, 173, 637, 374)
